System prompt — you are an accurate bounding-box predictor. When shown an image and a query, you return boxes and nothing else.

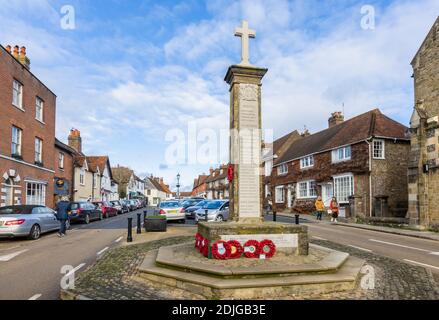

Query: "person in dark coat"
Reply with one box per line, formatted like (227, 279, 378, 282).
(55, 199, 70, 237)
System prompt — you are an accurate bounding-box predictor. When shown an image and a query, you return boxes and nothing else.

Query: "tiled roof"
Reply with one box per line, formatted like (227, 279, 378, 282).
(55, 138, 76, 155)
(275, 109, 409, 165)
(87, 156, 111, 176)
(205, 165, 228, 183)
(73, 156, 86, 168)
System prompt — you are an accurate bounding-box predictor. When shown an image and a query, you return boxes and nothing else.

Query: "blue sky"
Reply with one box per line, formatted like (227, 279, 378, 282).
(0, 0, 438, 190)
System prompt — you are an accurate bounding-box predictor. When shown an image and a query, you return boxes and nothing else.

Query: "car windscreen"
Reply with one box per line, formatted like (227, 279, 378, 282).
(160, 202, 180, 208)
(0, 206, 35, 215)
(195, 201, 208, 207)
(202, 201, 224, 209)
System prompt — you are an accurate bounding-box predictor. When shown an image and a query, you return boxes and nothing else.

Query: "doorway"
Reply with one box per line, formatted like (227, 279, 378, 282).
(3, 178, 14, 206)
(322, 183, 333, 208)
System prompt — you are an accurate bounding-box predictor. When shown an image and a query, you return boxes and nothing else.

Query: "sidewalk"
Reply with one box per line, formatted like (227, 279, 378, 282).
(276, 212, 439, 242)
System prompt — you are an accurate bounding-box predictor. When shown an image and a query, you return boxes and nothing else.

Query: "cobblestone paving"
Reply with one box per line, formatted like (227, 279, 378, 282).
(64, 237, 439, 300)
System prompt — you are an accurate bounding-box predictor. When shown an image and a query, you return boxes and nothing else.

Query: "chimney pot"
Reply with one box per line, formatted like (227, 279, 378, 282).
(20, 46, 26, 56)
(5, 45, 11, 53)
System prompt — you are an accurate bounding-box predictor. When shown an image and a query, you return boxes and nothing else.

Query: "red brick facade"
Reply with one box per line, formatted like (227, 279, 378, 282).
(0, 45, 57, 208)
(54, 139, 75, 203)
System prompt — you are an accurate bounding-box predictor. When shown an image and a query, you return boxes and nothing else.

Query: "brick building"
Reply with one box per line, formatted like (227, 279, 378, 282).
(271, 109, 410, 218)
(205, 165, 229, 200)
(54, 138, 75, 203)
(191, 174, 208, 198)
(408, 17, 439, 230)
(0, 45, 57, 208)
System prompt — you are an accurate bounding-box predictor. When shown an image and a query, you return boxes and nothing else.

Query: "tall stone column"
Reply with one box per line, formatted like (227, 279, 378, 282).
(225, 65, 267, 224)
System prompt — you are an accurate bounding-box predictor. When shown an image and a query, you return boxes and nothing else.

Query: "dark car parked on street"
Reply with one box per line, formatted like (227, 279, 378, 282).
(68, 202, 103, 224)
(110, 200, 128, 214)
(184, 200, 210, 219)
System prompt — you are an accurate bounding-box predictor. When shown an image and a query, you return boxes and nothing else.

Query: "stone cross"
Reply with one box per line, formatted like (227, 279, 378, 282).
(235, 20, 256, 66)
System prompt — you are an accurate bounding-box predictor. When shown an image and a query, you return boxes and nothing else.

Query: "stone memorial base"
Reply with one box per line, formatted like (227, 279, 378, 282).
(136, 241, 365, 299)
(197, 221, 309, 257)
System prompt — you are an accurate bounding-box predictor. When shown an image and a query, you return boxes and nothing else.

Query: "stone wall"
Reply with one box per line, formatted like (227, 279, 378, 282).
(371, 140, 410, 217)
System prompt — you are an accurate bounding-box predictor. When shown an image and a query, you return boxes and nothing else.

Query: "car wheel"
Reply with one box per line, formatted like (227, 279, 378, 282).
(215, 215, 224, 222)
(28, 224, 41, 240)
(84, 214, 90, 224)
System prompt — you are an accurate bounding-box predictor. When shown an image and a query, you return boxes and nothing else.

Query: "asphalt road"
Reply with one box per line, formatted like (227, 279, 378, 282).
(1, 210, 438, 300)
(0, 208, 147, 300)
(268, 214, 439, 276)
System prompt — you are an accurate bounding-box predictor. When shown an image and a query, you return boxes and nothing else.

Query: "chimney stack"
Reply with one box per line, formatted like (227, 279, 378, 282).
(5, 45, 30, 69)
(68, 129, 82, 154)
(328, 111, 344, 128)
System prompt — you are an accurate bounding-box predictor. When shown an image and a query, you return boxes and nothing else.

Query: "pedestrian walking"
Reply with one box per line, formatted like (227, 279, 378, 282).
(315, 196, 325, 221)
(55, 198, 70, 237)
(329, 197, 339, 223)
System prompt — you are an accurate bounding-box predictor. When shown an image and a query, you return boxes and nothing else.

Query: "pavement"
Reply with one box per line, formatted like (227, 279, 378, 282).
(1, 207, 439, 300)
(61, 224, 439, 300)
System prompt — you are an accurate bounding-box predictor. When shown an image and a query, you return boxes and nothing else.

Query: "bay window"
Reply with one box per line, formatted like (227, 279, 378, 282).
(333, 174, 354, 203)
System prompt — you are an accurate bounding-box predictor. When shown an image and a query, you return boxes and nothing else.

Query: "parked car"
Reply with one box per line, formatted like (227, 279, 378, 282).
(110, 200, 126, 214)
(185, 200, 210, 219)
(93, 201, 118, 218)
(195, 200, 229, 222)
(134, 199, 142, 209)
(156, 201, 185, 223)
(127, 200, 137, 211)
(0, 205, 65, 240)
(120, 200, 131, 212)
(68, 202, 103, 224)
(181, 198, 204, 210)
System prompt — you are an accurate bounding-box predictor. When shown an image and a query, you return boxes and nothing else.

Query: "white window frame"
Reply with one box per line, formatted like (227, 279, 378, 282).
(35, 97, 44, 122)
(26, 183, 46, 206)
(11, 126, 22, 156)
(80, 168, 85, 186)
(58, 153, 64, 169)
(296, 180, 317, 199)
(35, 137, 43, 164)
(333, 173, 354, 204)
(300, 155, 314, 169)
(277, 163, 288, 175)
(12, 80, 23, 110)
(373, 139, 385, 159)
(332, 146, 352, 163)
(275, 186, 285, 203)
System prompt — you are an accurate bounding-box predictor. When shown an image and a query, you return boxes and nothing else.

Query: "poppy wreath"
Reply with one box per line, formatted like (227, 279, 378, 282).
(201, 239, 209, 257)
(227, 240, 244, 259)
(243, 240, 261, 258)
(258, 239, 276, 259)
(199, 237, 207, 254)
(212, 240, 232, 260)
(194, 233, 202, 249)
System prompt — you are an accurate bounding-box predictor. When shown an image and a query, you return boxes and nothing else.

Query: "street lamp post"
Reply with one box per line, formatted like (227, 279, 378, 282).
(176, 173, 181, 199)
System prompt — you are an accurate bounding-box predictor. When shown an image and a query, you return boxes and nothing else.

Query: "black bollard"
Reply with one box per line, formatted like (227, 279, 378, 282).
(127, 217, 133, 242)
(137, 213, 142, 234)
(273, 211, 277, 222)
(295, 214, 300, 225)
(205, 209, 208, 222)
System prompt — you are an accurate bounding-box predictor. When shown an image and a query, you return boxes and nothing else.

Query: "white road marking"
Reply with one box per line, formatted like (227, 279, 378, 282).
(348, 245, 373, 252)
(403, 259, 439, 271)
(28, 294, 42, 300)
(0, 249, 29, 262)
(369, 239, 431, 253)
(65, 263, 86, 278)
(97, 247, 109, 256)
(312, 236, 327, 241)
(429, 252, 439, 256)
(115, 236, 123, 243)
(0, 245, 21, 252)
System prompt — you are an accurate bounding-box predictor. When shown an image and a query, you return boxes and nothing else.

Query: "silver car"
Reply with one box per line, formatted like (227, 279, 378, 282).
(156, 201, 186, 222)
(0, 205, 67, 240)
(195, 200, 229, 222)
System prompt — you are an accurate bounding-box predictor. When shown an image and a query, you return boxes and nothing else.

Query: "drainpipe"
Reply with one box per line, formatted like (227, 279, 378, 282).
(365, 138, 373, 217)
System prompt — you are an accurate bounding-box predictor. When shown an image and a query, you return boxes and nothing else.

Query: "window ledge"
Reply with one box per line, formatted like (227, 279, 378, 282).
(35, 118, 45, 125)
(11, 154, 23, 160)
(12, 104, 25, 112)
(373, 157, 386, 160)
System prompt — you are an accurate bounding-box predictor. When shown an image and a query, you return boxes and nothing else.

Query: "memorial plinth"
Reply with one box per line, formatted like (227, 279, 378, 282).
(197, 64, 309, 257)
